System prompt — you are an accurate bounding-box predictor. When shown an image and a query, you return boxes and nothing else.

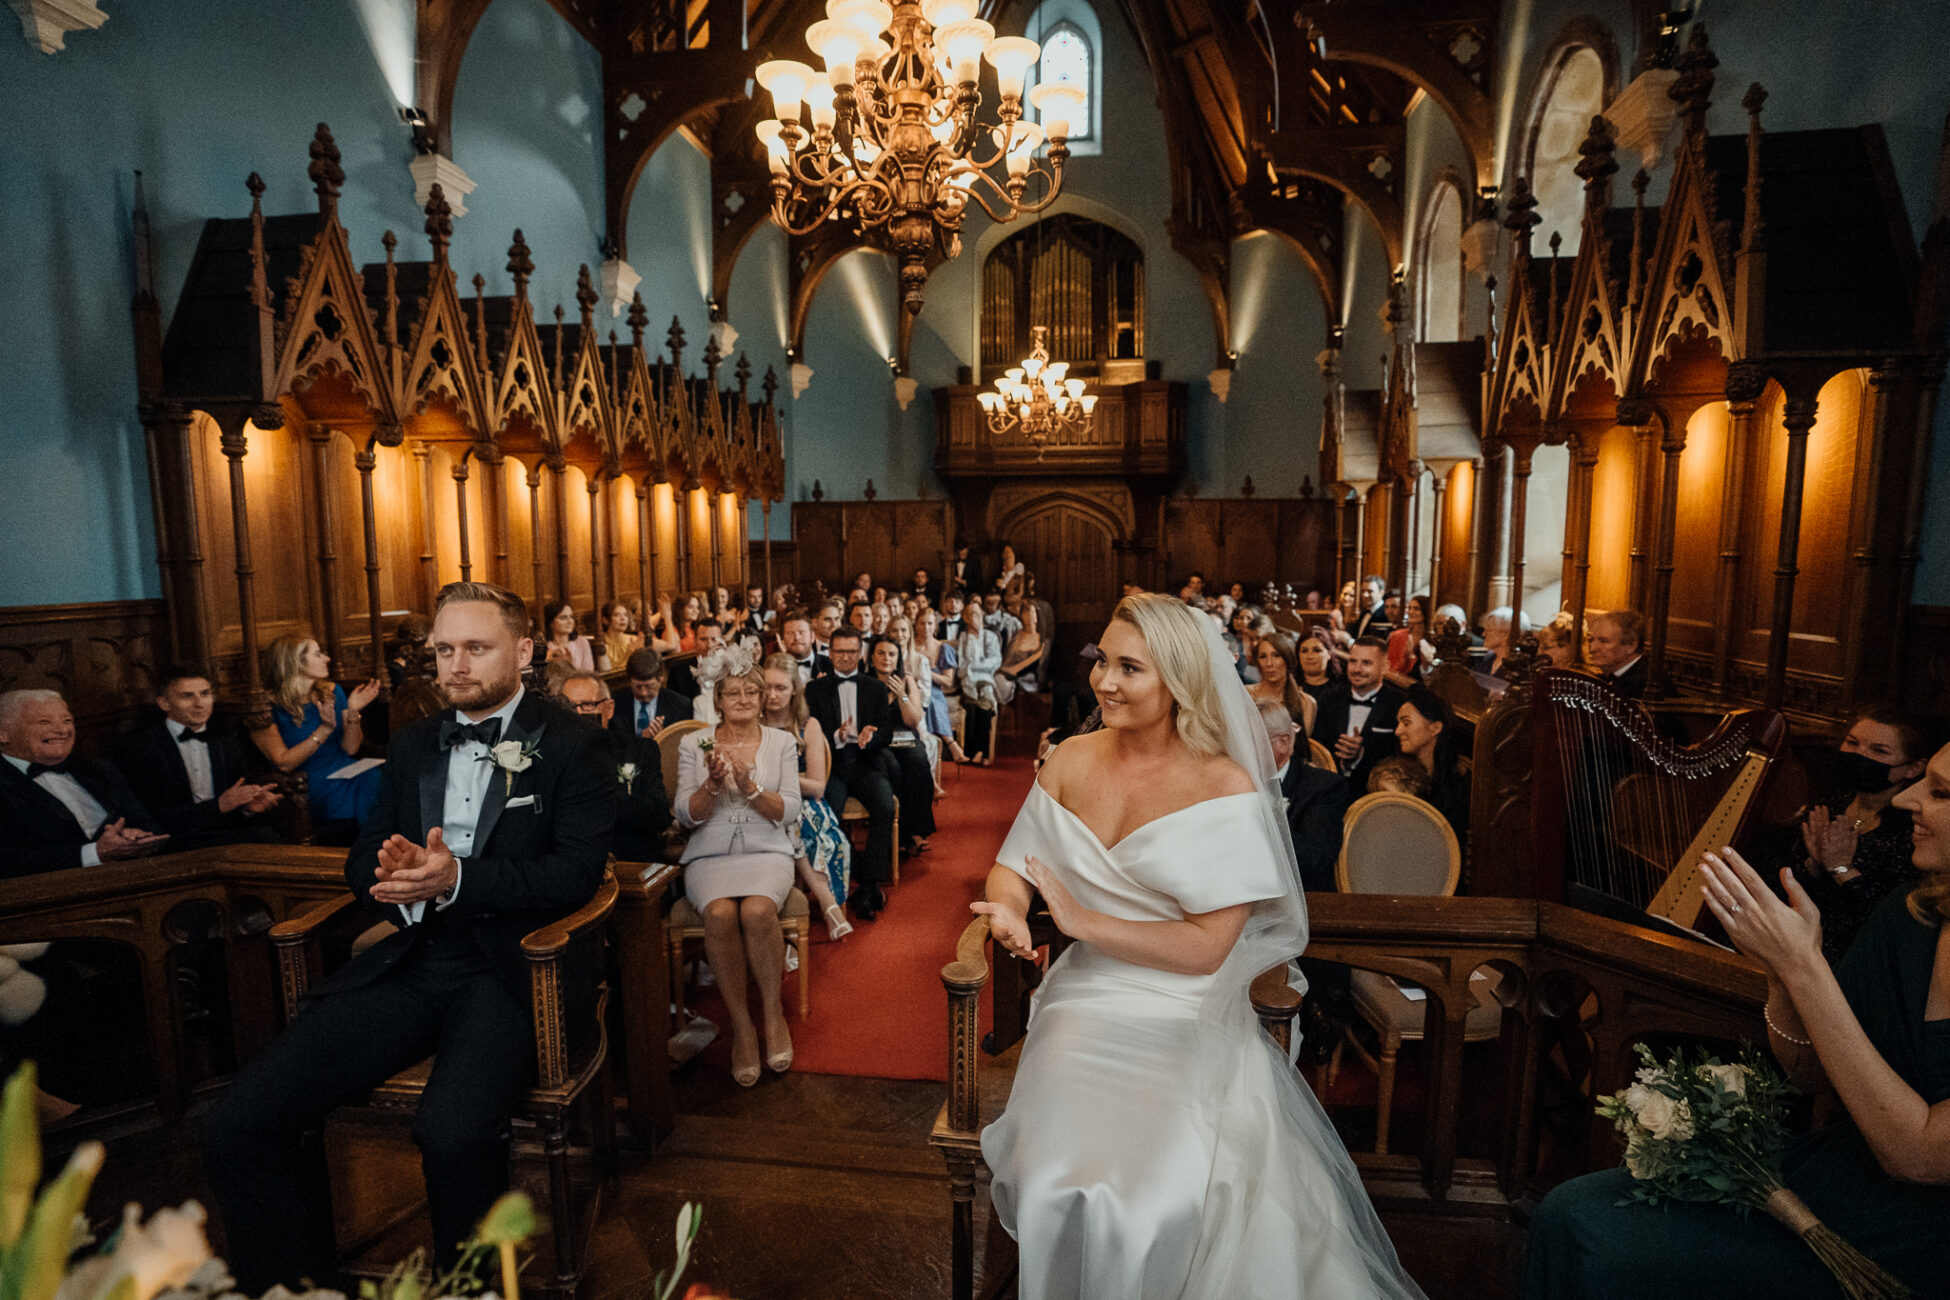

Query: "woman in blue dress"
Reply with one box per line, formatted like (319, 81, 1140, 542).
(251, 633, 382, 828)
(760, 654, 853, 939)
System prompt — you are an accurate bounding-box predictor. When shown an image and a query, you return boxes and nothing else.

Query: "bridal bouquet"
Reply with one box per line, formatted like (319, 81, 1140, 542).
(1596, 1043, 1909, 1299)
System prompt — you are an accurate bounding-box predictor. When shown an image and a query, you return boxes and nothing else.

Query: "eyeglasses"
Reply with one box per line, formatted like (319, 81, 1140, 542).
(566, 699, 605, 714)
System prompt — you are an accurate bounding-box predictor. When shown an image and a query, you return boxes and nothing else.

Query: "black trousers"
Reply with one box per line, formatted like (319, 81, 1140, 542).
(824, 748, 896, 888)
(202, 931, 534, 1292)
(883, 740, 936, 839)
(963, 702, 995, 759)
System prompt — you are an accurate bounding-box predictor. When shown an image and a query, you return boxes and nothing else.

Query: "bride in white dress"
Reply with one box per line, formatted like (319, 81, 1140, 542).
(974, 593, 1426, 1300)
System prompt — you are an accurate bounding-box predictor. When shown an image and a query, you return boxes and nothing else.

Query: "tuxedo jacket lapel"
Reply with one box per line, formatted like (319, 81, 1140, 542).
(469, 698, 545, 856)
(420, 715, 451, 844)
(1, 762, 84, 838)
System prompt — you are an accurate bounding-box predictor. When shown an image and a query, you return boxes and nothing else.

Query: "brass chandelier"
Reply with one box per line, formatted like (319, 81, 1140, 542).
(752, 0, 1085, 321)
(978, 325, 1097, 448)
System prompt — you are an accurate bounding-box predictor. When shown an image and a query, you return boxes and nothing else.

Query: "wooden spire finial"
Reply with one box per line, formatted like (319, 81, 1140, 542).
(381, 230, 400, 349)
(1742, 84, 1769, 252)
(552, 304, 565, 389)
(667, 315, 686, 368)
(507, 230, 534, 297)
(246, 173, 270, 314)
(627, 291, 648, 347)
(703, 330, 722, 384)
(575, 264, 598, 329)
(424, 184, 453, 259)
(472, 273, 489, 373)
(1628, 169, 1650, 312)
(736, 353, 752, 394)
(308, 123, 344, 216)
(1670, 24, 1718, 142)
(1575, 115, 1618, 213)
(609, 330, 621, 405)
(763, 365, 779, 408)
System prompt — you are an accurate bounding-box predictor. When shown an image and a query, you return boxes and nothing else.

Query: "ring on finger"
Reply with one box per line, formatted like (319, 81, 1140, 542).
(1728, 901, 1743, 915)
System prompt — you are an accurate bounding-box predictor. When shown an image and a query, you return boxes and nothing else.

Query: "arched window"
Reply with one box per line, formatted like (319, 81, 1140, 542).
(1024, 0, 1102, 156)
(1520, 45, 1606, 256)
(980, 215, 1143, 376)
(1416, 181, 1464, 342)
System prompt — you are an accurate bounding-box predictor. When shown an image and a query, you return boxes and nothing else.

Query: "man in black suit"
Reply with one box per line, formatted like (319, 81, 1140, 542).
(1310, 637, 1406, 795)
(910, 567, 937, 607)
(560, 671, 670, 863)
(109, 665, 282, 850)
(203, 581, 616, 1292)
(950, 541, 984, 601)
(1586, 608, 1649, 699)
(609, 647, 693, 741)
(1261, 699, 1352, 893)
(1351, 574, 1391, 641)
(777, 613, 832, 684)
(803, 627, 898, 919)
(0, 689, 170, 876)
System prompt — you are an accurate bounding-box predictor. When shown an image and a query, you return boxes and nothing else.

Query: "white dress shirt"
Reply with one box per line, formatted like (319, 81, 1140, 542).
(404, 686, 526, 925)
(7, 754, 108, 866)
(166, 718, 216, 803)
(831, 672, 861, 745)
(1346, 686, 1382, 736)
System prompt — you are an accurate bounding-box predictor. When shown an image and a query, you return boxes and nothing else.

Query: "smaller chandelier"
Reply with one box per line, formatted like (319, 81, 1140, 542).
(752, 1, 1087, 320)
(978, 326, 1097, 448)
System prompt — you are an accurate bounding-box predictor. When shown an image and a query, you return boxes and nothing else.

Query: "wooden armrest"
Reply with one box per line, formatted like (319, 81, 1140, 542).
(522, 868, 620, 962)
(942, 915, 992, 993)
(269, 891, 359, 946)
(1250, 963, 1302, 1021)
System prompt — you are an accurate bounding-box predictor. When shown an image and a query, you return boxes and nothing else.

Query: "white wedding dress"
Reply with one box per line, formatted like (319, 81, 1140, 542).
(981, 778, 1428, 1300)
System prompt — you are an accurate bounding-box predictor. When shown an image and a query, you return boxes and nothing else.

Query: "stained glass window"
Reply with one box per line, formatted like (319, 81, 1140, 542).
(1038, 25, 1092, 140)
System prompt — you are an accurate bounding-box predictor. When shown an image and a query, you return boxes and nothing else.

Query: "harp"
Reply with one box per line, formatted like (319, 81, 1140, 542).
(1530, 669, 1786, 932)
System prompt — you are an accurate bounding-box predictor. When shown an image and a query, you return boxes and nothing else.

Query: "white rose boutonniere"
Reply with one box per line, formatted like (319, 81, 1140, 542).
(618, 761, 640, 795)
(485, 738, 542, 794)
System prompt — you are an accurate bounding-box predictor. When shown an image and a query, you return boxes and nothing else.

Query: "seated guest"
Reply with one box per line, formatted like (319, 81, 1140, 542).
(1785, 704, 1932, 966)
(1522, 746, 1950, 1300)
(1534, 612, 1577, 669)
(1584, 608, 1648, 697)
(950, 540, 983, 598)
(668, 592, 702, 653)
(0, 689, 169, 875)
(251, 633, 382, 828)
(1260, 699, 1350, 894)
(1249, 631, 1318, 736)
(1473, 606, 1530, 677)
(811, 600, 843, 656)
(869, 634, 937, 856)
(691, 618, 730, 722)
(938, 591, 966, 642)
(557, 671, 671, 864)
(1382, 590, 1403, 629)
(1367, 755, 1432, 799)
(385, 614, 433, 690)
(848, 571, 873, 603)
(846, 600, 874, 637)
(110, 664, 281, 849)
(1386, 595, 1432, 680)
(1226, 603, 1263, 684)
(998, 602, 1044, 690)
(1395, 685, 1469, 846)
(610, 647, 693, 740)
(955, 602, 1004, 764)
(760, 655, 853, 939)
(984, 592, 1021, 650)
(1297, 631, 1342, 694)
(1311, 637, 1405, 794)
(994, 542, 1026, 597)
(204, 581, 616, 1292)
(915, 610, 968, 762)
(744, 584, 773, 632)
(599, 601, 642, 670)
(641, 591, 684, 654)
(910, 567, 937, 607)
(777, 612, 832, 684)
(672, 661, 802, 1086)
(540, 600, 598, 672)
(870, 601, 893, 639)
(804, 628, 899, 919)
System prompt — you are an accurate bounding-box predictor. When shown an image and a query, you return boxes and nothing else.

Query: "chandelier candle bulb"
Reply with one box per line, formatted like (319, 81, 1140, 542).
(829, 0, 893, 36)
(756, 60, 815, 123)
(755, 120, 789, 175)
(920, 0, 977, 26)
(806, 19, 866, 84)
(935, 19, 993, 84)
(985, 36, 1041, 101)
(806, 82, 838, 134)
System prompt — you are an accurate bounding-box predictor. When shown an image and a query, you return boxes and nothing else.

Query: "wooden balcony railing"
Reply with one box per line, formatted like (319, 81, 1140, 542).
(933, 381, 1186, 478)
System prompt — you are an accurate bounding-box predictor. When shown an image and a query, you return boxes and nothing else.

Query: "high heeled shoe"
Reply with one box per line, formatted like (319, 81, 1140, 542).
(731, 1039, 761, 1088)
(824, 903, 854, 940)
(766, 1024, 794, 1074)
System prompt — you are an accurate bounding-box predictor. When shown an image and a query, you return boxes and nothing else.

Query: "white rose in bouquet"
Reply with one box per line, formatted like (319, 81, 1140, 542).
(1627, 1085, 1693, 1141)
(1702, 1062, 1751, 1099)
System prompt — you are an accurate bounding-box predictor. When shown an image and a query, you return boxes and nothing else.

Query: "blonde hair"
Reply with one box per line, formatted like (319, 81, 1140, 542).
(759, 653, 810, 731)
(265, 634, 333, 726)
(1110, 593, 1229, 759)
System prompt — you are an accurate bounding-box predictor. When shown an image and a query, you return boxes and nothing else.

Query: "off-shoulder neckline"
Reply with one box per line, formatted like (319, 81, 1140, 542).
(1031, 777, 1259, 854)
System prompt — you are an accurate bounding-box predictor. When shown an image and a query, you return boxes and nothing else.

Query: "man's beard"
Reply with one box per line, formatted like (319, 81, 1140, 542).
(441, 669, 519, 714)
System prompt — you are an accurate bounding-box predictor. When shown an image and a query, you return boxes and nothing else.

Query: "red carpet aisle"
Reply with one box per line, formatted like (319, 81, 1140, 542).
(680, 752, 1038, 1082)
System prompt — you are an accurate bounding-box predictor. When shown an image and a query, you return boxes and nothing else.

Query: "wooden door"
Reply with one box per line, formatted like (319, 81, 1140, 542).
(1007, 501, 1119, 658)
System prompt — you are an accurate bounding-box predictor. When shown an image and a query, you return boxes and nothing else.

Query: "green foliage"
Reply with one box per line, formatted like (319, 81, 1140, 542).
(649, 1204, 703, 1300)
(1595, 1042, 1792, 1210)
(0, 1137, 103, 1300)
(0, 1065, 42, 1253)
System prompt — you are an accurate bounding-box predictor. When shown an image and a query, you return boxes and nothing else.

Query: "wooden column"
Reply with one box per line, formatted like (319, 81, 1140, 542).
(155, 403, 212, 666)
(1404, 461, 1424, 595)
(551, 457, 571, 603)
(453, 452, 473, 582)
(356, 437, 388, 688)
(1841, 365, 1900, 708)
(1507, 444, 1534, 619)
(307, 428, 345, 666)
(1764, 397, 1819, 710)
(1349, 488, 1371, 590)
(221, 416, 271, 724)
(1713, 374, 1764, 696)
(587, 475, 604, 613)
(1891, 366, 1943, 688)
(603, 475, 621, 604)
(1568, 436, 1600, 652)
(1627, 418, 1660, 612)
(1486, 445, 1513, 608)
(1427, 468, 1449, 608)
(636, 483, 652, 608)
(412, 443, 438, 607)
(526, 463, 546, 624)
(1465, 457, 1487, 618)
(1332, 490, 1348, 595)
(675, 481, 695, 592)
(762, 499, 774, 601)
(483, 448, 508, 586)
(1646, 406, 1687, 699)
(708, 491, 724, 591)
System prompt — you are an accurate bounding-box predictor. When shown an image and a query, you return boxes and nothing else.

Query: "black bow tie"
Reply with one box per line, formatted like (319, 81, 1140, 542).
(177, 729, 209, 744)
(833, 671, 857, 681)
(439, 717, 504, 750)
(26, 760, 72, 778)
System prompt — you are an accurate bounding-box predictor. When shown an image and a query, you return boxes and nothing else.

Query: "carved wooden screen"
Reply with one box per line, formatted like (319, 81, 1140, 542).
(979, 215, 1143, 380)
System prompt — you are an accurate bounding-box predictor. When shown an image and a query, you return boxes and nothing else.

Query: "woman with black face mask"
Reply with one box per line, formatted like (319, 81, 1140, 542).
(1789, 704, 1933, 964)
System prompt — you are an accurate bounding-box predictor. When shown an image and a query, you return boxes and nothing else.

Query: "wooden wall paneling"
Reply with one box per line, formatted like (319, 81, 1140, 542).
(481, 450, 507, 587)
(0, 601, 169, 751)
(844, 507, 896, 588)
(193, 413, 317, 668)
(370, 442, 423, 627)
(1666, 402, 1729, 656)
(321, 430, 380, 675)
(410, 443, 438, 611)
(501, 456, 537, 612)
(561, 464, 595, 613)
(304, 427, 344, 665)
(612, 475, 643, 609)
(790, 504, 843, 585)
(1583, 423, 1639, 616)
(1440, 461, 1477, 611)
(585, 472, 605, 615)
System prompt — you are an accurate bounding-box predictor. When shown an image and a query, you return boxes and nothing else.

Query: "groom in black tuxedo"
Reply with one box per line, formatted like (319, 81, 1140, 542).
(804, 627, 898, 918)
(203, 582, 616, 1291)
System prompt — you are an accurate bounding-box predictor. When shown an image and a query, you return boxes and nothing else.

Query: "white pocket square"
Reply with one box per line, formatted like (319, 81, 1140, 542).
(506, 795, 538, 809)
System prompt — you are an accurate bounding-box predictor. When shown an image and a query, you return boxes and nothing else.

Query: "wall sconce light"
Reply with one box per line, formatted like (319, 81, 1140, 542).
(398, 104, 436, 156)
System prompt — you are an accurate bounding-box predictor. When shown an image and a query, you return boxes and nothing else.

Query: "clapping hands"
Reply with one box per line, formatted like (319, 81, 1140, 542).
(97, 819, 169, 861)
(216, 777, 283, 815)
(1800, 806, 1859, 875)
(371, 826, 460, 905)
(347, 679, 382, 713)
(1700, 846, 1823, 978)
